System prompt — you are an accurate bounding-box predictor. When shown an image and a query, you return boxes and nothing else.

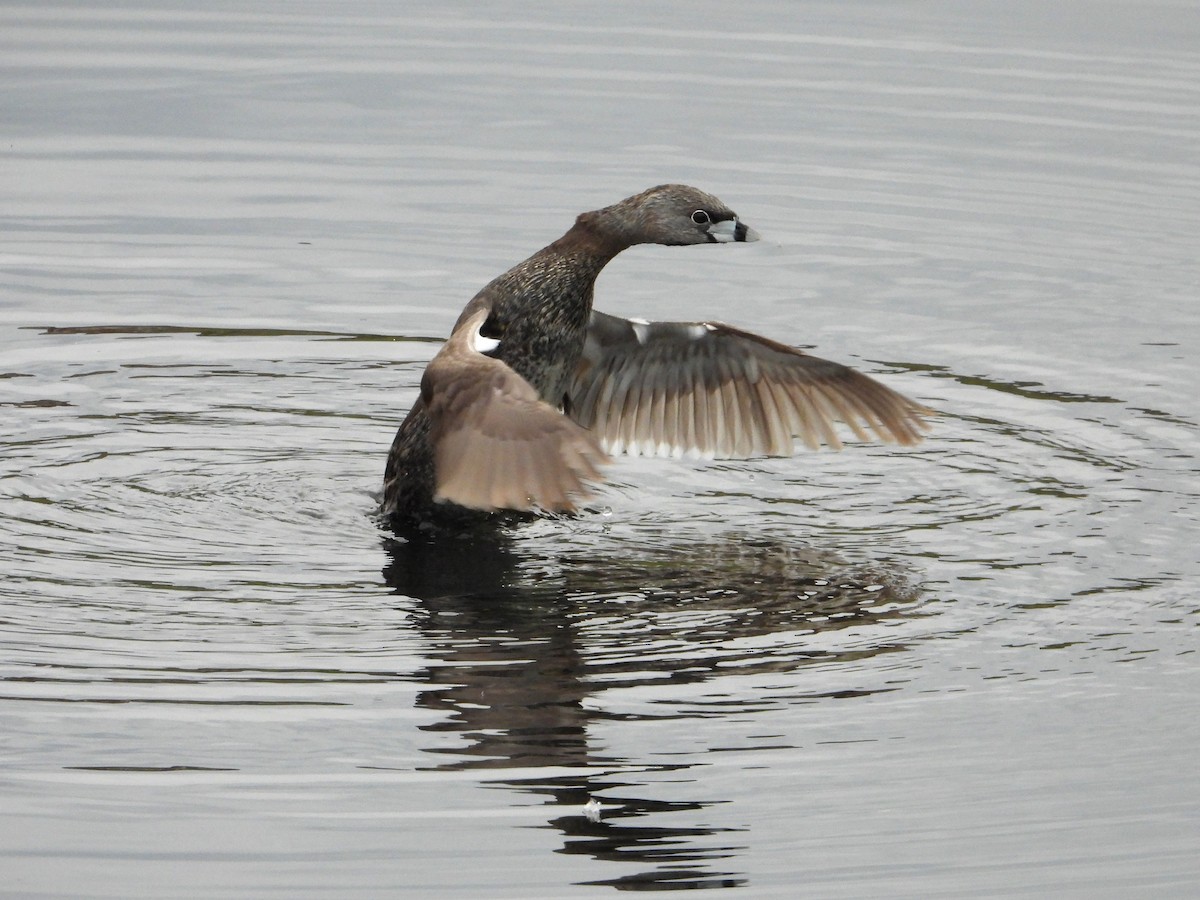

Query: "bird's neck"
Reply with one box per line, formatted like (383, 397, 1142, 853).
(545, 213, 629, 268)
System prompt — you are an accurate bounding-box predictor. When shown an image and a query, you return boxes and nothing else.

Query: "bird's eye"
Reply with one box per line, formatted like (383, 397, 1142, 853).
(691, 210, 711, 225)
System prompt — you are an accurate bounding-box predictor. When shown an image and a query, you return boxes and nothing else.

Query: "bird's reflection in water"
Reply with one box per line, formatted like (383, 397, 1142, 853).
(382, 523, 923, 891)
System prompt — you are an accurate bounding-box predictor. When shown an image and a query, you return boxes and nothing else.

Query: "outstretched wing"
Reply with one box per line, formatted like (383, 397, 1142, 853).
(423, 309, 609, 512)
(567, 310, 930, 458)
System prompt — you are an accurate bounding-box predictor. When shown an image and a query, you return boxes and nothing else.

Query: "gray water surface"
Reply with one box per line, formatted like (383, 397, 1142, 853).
(2, 2, 1199, 897)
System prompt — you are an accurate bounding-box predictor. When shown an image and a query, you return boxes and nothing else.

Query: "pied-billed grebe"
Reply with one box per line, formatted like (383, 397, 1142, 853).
(382, 184, 928, 529)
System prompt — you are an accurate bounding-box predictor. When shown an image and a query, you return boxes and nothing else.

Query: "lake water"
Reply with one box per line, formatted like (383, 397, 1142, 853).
(2, 2, 1198, 897)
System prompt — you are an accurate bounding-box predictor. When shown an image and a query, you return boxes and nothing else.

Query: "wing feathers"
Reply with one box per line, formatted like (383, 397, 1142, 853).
(423, 309, 610, 512)
(569, 310, 930, 460)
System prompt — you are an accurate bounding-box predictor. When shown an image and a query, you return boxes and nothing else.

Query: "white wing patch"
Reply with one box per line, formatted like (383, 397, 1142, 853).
(471, 324, 500, 354)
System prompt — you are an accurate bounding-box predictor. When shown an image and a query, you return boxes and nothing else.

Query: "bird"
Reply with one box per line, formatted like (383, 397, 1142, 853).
(381, 184, 929, 530)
